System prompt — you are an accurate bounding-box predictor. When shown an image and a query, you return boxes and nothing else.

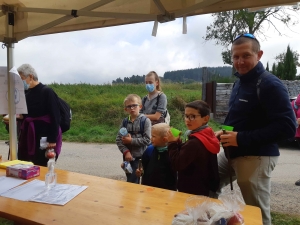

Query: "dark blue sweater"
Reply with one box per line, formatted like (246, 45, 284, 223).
(224, 61, 296, 158)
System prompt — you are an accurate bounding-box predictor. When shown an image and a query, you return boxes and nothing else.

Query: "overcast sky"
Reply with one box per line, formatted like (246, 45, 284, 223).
(0, 12, 299, 85)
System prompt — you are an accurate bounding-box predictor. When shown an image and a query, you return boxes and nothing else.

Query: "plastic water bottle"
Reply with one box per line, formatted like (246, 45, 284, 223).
(119, 127, 128, 136)
(45, 158, 57, 188)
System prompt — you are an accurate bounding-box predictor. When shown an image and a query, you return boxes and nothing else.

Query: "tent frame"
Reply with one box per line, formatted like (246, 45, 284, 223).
(1, 0, 298, 161)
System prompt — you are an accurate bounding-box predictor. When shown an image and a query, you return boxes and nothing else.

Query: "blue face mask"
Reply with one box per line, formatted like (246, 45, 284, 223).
(146, 84, 155, 93)
(23, 80, 30, 90)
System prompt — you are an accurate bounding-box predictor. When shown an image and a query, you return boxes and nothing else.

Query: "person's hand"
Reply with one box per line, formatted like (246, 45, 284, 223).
(297, 118, 300, 125)
(124, 152, 133, 161)
(220, 131, 238, 147)
(16, 114, 23, 120)
(214, 130, 223, 140)
(136, 168, 143, 177)
(47, 142, 56, 149)
(167, 129, 179, 143)
(122, 133, 132, 144)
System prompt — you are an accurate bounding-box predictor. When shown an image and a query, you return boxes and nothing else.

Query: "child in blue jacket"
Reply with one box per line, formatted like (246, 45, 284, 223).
(136, 123, 176, 190)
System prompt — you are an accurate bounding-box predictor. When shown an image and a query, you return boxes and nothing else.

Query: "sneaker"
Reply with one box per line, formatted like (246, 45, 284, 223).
(295, 179, 300, 186)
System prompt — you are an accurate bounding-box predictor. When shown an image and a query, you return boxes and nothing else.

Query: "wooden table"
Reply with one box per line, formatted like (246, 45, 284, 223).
(0, 166, 262, 225)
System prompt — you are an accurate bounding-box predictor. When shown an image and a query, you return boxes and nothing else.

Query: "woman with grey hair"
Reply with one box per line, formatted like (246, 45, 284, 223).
(17, 63, 62, 166)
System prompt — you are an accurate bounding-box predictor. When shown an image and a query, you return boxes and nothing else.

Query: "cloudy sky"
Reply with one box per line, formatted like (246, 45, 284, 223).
(0, 11, 299, 85)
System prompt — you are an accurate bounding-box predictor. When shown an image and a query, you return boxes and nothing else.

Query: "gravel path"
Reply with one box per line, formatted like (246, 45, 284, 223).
(1, 141, 299, 215)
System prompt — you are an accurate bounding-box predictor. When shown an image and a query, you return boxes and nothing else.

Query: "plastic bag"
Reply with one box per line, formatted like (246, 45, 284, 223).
(172, 213, 194, 225)
(172, 190, 245, 225)
(217, 189, 246, 225)
(40, 137, 48, 150)
(207, 203, 232, 224)
(122, 161, 133, 174)
(185, 196, 211, 225)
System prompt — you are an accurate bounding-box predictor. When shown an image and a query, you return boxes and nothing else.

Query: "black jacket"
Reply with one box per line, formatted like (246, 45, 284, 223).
(142, 145, 177, 191)
(224, 61, 296, 158)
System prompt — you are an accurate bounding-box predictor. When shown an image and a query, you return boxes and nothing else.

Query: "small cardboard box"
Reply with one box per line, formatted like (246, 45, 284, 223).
(6, 164, 40, 180)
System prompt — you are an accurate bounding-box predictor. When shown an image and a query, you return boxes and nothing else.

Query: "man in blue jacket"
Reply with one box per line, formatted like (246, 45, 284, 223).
(215, 34, 296, 225)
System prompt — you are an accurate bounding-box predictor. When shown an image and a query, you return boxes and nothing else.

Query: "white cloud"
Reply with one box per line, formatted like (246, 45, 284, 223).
(0, 12, 299, 84)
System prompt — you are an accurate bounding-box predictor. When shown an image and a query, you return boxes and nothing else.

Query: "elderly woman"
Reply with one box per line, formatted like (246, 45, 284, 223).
(18, 64, 62, 166)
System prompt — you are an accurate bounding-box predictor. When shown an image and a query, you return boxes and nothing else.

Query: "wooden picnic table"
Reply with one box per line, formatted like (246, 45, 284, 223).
(0, 163, 262, 225)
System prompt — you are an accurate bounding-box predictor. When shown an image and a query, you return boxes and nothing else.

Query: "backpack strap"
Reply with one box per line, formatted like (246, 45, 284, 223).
(142, 92, 166, 118)
(256, 71, 270, 101)
(122, 117, 128, 128)
(141, 95, 147, 112)
(123, 116, 146, 135)
(139, 115, 147, 135)
(156, 92, 167, 118)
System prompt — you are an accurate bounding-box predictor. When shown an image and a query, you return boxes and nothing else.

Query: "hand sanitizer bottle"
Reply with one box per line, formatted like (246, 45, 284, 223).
(45, 158, 57, 188)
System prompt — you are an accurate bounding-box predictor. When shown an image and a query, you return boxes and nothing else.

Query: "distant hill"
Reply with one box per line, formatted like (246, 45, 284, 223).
(164, 66, 232, 82)
(112, 66, 232, 84)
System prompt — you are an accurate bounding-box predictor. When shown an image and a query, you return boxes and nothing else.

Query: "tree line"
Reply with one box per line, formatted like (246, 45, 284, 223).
(113, 6, 299, 84)
(112, 66, 232, 84)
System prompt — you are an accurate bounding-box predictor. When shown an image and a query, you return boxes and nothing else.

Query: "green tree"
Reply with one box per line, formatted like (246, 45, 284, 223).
(276, 62, 284, 79)
(204, 8, 298, 65)
(266, 62, 269, 72)
(271, 63, 277, 76)
(282, 45, 297, 80)
(275, 50, 300, 67)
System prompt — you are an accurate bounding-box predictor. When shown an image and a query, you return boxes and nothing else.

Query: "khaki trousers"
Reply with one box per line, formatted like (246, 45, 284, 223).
(217, 151, 278, 225)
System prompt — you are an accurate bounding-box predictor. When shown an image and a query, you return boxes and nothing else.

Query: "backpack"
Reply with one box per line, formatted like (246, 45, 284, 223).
(142, 92, 170, 125)
(58, 98, 72, 133)
(122, 115, 147, 135)
(42, 86, 72, 133)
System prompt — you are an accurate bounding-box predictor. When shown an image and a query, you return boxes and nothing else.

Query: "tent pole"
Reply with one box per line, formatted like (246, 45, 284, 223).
(6, 11, 17, 161)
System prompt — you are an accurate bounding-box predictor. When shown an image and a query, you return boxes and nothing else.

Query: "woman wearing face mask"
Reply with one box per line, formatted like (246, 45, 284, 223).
(140, 71, 168, 125)
(17, 64, 62, 166)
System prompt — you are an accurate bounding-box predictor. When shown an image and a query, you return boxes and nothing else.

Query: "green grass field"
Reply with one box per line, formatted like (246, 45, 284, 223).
(1, 82, 221, 142)
(1, 83, 300, 224)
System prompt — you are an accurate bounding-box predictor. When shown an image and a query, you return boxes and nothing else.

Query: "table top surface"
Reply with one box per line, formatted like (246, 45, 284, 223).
(0, 165, 262, 225)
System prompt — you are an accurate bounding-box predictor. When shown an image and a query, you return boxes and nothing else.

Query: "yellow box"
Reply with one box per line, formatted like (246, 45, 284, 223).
(0, 160, 33, 169)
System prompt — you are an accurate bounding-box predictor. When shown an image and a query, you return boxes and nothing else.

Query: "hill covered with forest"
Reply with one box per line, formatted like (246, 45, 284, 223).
(112, 66, 232, 84)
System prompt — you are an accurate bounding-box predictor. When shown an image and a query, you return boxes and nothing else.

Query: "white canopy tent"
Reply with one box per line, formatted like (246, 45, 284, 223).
(1, 0, 298, 160)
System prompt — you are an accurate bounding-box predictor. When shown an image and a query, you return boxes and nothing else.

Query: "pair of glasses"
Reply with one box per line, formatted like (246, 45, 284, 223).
(234, 33, 256, 41)
(125, 104, 139, 109)
(184, 114, 201, 121)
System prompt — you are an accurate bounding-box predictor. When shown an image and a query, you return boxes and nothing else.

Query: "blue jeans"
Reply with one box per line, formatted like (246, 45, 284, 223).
(125, 158, 140, 184)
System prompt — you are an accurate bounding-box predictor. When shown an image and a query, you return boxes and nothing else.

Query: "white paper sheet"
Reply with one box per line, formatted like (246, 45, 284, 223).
(1, 179, 88, 205)
(0, 179, 45, 201)
(31, 183, 88, 205)
(0, 176, 27, 195)
(0, 66, 27, 114)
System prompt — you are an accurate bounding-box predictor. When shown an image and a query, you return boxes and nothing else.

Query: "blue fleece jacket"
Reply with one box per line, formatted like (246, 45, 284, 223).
(224, 61, 296, 158)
